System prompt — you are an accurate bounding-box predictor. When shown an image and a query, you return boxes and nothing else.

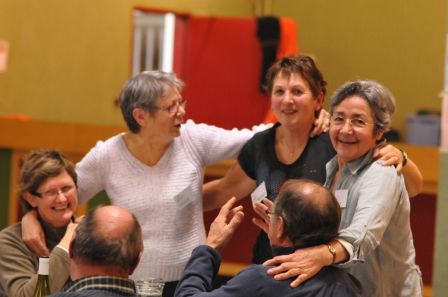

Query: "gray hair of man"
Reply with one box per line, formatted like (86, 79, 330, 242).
(70, 205, 143, 274)
(119, 70, 185, 133)
(329, 80, 396, 135)
(273, 179, 341, 249)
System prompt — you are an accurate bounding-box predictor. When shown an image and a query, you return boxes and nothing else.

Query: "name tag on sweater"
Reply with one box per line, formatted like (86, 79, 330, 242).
(174, 185, 195, 209)
(335, 189, 348, 208)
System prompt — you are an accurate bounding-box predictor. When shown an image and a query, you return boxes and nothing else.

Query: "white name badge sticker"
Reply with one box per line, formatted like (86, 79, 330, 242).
(335, 189, 348, 208)
(251, 181, 267, 205)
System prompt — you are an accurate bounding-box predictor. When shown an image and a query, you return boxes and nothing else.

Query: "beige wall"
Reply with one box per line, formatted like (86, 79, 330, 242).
(272, 0, 446, 137)
(0, 0, 252, 126)
(0, 0, 446, 138)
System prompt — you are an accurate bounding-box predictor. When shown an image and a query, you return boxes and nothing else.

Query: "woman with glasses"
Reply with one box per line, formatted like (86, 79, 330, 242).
(258, 81, 423, 296)
(203, 55, 423, 265)
(0, 150, 78, 296)
(22, 70, 312, 297)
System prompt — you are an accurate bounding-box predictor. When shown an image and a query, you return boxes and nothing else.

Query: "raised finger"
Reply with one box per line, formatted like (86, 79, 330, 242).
(218, 197, 236, 217)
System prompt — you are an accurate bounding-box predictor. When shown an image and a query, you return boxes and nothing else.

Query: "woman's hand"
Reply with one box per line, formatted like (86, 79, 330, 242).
(374, 143, 404, 173)
(59, 215, 84, 251)
(21, 210, 49, 257)
(310, 109, 330, 138)
(252, 198, 274, 234)
(263, 244, 329, 287)
(374, 143, 423, 197)
(58, 221, 78, 251)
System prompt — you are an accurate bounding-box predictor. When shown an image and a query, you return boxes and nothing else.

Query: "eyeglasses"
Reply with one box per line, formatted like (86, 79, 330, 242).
(154, 98, 187, 116)
(330, 115, 371, 129)
(32, 185, 76, 200)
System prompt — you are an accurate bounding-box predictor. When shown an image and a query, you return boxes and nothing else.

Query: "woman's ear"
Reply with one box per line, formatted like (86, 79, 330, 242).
(23, 192, 38, 208)
(132, 108, 150, 128)
(375, 131, 384, 141)
(314, 93, 324, 112)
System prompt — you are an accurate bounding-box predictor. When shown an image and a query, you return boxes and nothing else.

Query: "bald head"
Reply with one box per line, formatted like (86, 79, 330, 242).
(283, 180, 333, 210)
(94, 205, 135, 241)
(273, 179, 341, 249)
(70, 205, 143, 275)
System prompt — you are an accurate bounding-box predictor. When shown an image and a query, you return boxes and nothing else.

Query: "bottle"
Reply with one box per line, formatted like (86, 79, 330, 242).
(32, 257, 50, 297)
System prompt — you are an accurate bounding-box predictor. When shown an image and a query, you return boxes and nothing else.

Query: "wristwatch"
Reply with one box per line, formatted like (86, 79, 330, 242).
(327, 243, 337, 265)
(401, 150, 408, 167)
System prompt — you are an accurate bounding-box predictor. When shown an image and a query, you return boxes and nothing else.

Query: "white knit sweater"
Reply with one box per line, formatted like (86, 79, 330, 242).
(75, 120, 259, 281)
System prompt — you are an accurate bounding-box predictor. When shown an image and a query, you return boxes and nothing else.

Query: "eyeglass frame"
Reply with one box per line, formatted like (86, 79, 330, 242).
(151, 98, 187, 116)
(31, 184, 76, 200)
(330, 114, 374, 130)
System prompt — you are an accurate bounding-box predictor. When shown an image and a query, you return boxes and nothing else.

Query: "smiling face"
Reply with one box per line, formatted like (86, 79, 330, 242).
(24, 170, 78, 228)
(271, 72, 323, 130)
(330, 96, 383, 163)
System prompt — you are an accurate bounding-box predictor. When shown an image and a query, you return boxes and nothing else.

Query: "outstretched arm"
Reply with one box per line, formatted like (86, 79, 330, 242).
(203, 162, 256, 211)
(175, 198, 245, 297)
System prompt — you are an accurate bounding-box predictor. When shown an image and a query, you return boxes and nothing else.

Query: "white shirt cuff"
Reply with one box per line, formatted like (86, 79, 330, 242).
(336, 238, 354, 260)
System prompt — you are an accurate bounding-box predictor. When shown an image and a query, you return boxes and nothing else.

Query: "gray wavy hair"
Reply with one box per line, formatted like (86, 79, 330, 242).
(330, 80, 396, 135)
(119, 70, 184, 133)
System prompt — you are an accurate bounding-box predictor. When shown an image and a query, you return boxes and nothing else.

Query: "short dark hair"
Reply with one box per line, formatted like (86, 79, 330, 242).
(119, 70, 184, 133)
(274, 179, 341, 249)
(71, 206, 143, 273)
(264, 55, 327, 99)
(19, 150, 77, 212)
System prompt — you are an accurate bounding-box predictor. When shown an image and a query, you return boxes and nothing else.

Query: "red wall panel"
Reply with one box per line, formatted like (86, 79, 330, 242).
(180, 17, 270, 129)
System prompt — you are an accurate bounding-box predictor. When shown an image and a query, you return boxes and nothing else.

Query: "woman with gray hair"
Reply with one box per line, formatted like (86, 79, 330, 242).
(21, 69, 419, 296)
(64, 71, 265, 296)
(21, 70, 285, 297)
(256, 80, 422, 296)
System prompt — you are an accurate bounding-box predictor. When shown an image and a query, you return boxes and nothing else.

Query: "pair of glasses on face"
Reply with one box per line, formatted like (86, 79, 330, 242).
(32, 185, 76, 200)
(330, 115, 371, 129)
(154, 98, 187, 116)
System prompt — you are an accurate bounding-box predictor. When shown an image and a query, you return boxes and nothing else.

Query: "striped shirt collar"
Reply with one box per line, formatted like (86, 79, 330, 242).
(63, 275, 136, 295)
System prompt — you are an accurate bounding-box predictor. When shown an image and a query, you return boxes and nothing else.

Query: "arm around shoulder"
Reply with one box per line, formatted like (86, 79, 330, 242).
(401, 158, 423, 197)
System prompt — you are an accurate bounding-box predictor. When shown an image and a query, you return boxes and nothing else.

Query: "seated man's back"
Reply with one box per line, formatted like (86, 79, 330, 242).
(175, 180, 364, 297)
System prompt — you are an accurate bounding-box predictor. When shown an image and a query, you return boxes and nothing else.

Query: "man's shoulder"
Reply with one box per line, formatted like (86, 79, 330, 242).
(309, 267, 363, 296)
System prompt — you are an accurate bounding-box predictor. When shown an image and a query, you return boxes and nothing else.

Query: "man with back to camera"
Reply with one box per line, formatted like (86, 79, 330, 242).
(51, 205, 143, 296)
(174, 179, 364, 297)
